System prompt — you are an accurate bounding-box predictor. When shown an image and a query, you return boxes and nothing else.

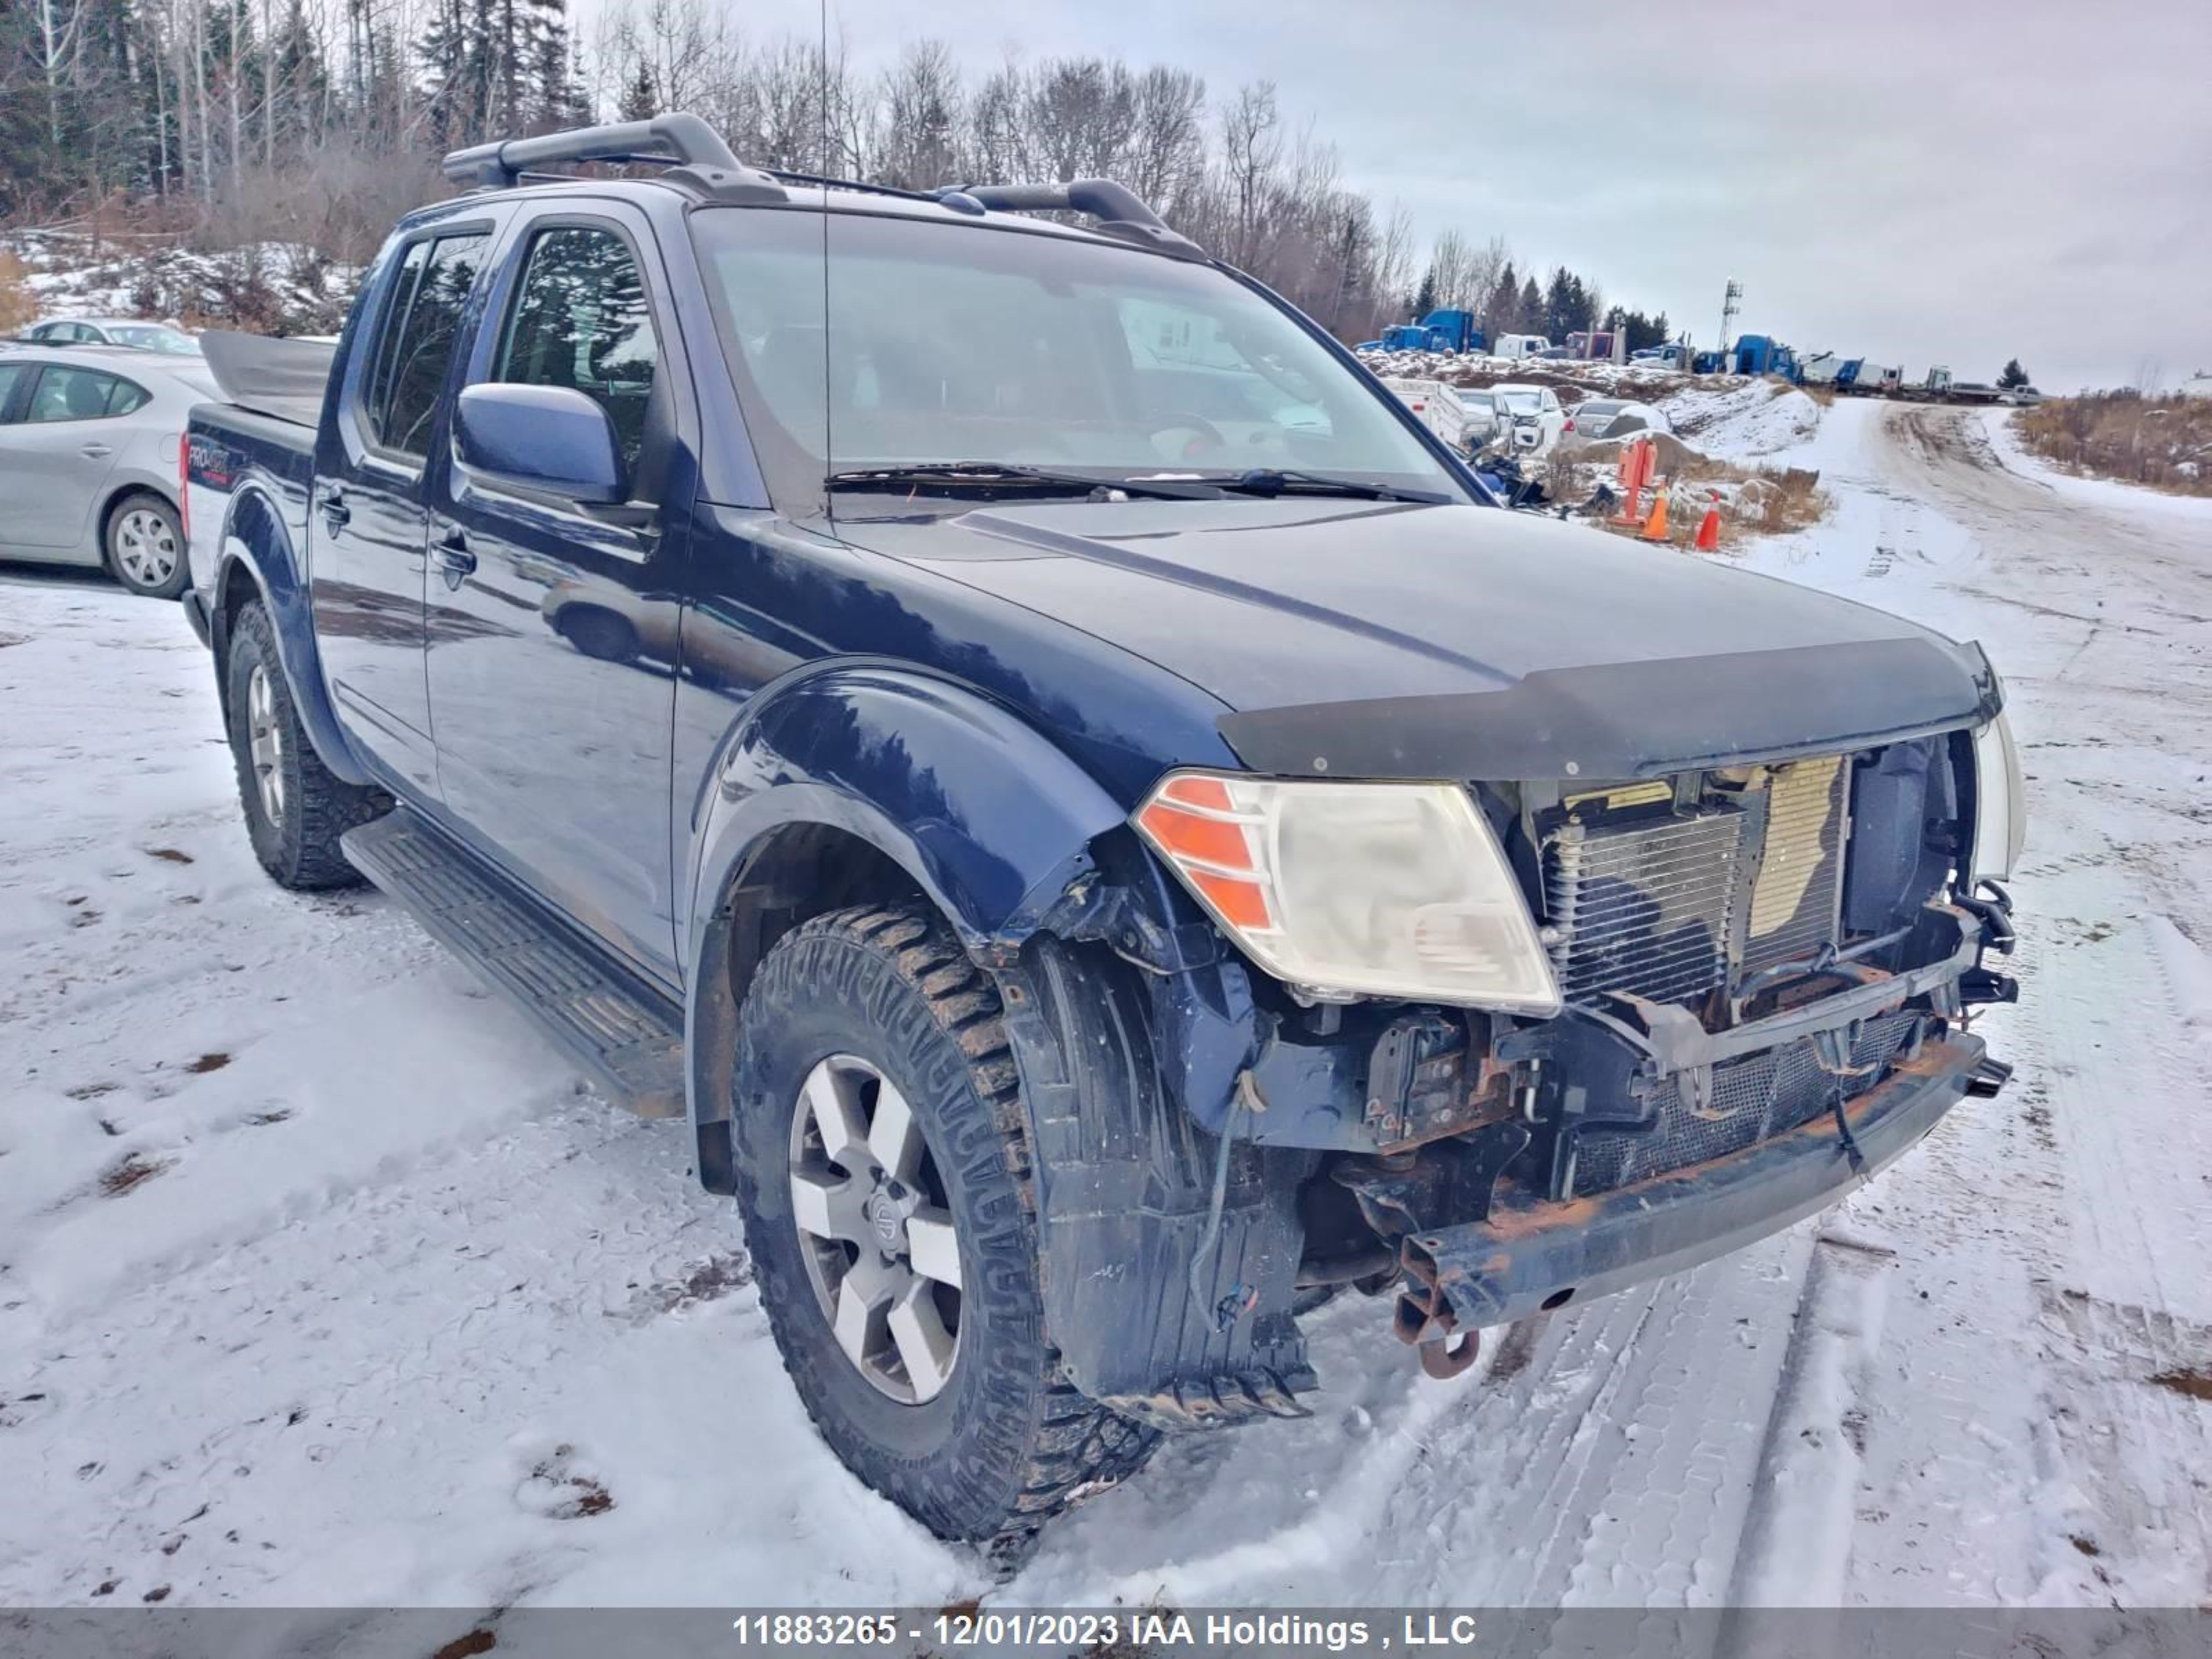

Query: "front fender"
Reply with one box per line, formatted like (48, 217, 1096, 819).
(681, 664, 1128, 1187)
(212, 485, 372, 787)
(684, 664, 1127, 965)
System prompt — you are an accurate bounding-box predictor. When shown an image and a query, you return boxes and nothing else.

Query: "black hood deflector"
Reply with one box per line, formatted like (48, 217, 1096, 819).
(835, 496, 2001, 782)
(1219, 637, 1999, 782)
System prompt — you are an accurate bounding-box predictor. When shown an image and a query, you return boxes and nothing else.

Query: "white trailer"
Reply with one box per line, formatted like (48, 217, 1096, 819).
(1799, 351, 1842, 386)
(1380, 377, 1471, 450)
(1492, 334, 1551, 363)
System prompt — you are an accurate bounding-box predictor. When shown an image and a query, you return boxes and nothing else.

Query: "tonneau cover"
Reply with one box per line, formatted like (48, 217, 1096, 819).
(199, 330, 336, 428)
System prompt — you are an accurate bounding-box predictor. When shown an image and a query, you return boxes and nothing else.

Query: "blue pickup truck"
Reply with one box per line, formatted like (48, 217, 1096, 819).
(182, 114, 2023, 1557)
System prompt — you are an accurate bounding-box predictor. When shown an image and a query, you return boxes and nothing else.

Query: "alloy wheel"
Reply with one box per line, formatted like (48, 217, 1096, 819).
(787, 1053, 963, 1404)
(246, 664, 286, 827)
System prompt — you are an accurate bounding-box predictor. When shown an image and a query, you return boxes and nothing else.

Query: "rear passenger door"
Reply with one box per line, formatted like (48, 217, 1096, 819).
(423, 206, 693, 983)
(0, 362, 138, 552)
(315, 223, 494, 796)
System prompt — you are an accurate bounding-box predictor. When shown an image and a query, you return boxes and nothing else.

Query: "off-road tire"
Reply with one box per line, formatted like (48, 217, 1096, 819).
(225, 601, 385, 890)
(731, 904, 1159, 1563)
(104, 491, 189, 599)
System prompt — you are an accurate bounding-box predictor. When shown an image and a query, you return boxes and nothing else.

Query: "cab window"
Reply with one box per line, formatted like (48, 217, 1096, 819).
(364, 232, 489, 459)
(494, 226, 660, 476)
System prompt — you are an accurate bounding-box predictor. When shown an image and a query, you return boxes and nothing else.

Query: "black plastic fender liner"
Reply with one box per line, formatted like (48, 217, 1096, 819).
(991, 934, 1319, 1427)
(1217, 637, 2000, 782)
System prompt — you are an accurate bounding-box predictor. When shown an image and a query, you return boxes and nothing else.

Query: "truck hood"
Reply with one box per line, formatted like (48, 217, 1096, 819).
(836, 497, 2000, 782)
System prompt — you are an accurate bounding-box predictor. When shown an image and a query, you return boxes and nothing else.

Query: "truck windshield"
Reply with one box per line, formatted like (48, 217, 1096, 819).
(691, 207, 1466, 503)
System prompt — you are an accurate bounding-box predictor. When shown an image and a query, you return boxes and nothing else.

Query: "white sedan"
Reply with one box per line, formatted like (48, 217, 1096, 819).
(0, 344, 216, 597)
(1488, 382, 1567, 458)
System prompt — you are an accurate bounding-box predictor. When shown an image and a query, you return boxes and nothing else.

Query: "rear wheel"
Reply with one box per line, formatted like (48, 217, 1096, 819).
(104, 492, 188, 599)
(225, 601, 385, 890)
(730, 905, 1157, 1560)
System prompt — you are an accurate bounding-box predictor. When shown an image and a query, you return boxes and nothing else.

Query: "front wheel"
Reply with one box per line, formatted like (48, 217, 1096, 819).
(731, 905, 1157, 1559)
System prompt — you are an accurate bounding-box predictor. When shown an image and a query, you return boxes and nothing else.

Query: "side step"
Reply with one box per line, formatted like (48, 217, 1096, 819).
(341, 810, 686, 1118)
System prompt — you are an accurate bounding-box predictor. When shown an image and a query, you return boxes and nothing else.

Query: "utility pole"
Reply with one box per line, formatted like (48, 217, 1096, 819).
(1718, 279, 1742, 367)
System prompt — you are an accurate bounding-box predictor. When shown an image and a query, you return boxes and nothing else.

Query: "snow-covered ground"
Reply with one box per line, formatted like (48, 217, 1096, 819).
(3, 401, 2211, 1630)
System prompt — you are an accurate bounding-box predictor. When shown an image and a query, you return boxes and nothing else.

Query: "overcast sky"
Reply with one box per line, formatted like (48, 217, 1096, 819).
(592, 0, 2211, 393)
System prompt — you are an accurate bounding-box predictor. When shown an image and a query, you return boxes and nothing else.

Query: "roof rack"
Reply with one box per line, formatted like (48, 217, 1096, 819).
(951, 180, 1206, 261)
(440, 113, 785, 203)
(439, 113, 1204, 258)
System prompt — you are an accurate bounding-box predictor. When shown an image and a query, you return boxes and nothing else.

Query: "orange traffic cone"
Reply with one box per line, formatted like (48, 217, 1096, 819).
(1638, 489, 1669, 541)
(1694, 494, 1721, 550)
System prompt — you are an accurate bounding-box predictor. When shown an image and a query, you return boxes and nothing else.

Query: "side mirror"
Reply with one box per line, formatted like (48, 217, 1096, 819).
(453, 383, 625, 505)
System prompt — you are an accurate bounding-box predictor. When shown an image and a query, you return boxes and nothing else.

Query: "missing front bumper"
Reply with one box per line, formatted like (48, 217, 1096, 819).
(1400, 1029, 1986, 1332)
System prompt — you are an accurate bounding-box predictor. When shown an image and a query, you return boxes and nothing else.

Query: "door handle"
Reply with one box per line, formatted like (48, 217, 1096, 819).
(319, 490, 351, 535)
(79, 443, 114, 459)
(432, 530, 476, 589)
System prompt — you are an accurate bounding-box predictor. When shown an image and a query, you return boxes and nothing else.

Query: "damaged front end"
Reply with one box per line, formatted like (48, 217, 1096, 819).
(1005, 687, 2021, 1418)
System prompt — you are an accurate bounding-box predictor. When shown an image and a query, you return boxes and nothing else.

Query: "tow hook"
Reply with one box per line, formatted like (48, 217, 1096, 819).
(1967, 1055, 2015, 1098)
(1392, 1236, 1481, 1380)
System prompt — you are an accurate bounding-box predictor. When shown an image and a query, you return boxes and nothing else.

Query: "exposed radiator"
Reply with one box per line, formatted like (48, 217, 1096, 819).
(1741, 755, 1849, 978)
(1544, 805, 1745, 1006)
(1541, 755, 1852, 1010)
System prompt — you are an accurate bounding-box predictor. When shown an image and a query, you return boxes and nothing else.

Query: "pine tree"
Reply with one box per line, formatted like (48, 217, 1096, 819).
(1412, 263, 1437, 319)
(618, 62, 657, 124)
(1519, 275, 1541, 336)
(1999, 358, 2030, 389)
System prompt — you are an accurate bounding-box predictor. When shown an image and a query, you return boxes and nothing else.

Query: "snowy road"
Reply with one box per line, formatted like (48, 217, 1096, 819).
(2, 402, 2209, 1622)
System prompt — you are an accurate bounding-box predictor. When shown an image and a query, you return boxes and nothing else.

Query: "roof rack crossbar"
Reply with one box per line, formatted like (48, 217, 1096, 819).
(951, 178, 1206, 261)
(441, 113, 784, 202)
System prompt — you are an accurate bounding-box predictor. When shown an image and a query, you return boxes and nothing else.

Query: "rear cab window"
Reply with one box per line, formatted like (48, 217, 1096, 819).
(358, 229, 491, 460)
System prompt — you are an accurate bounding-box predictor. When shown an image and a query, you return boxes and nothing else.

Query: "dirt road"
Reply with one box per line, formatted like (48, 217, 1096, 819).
(2, 401, 2207, 1624)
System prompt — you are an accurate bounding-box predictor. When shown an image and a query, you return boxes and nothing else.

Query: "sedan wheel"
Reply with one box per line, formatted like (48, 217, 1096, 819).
(109, 500, 185, 597)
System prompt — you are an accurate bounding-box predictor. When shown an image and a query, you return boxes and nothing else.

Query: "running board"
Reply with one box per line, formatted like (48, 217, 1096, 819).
(341, 810, 686, 1118)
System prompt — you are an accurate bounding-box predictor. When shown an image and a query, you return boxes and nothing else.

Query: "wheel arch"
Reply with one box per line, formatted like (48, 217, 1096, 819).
(209, 485, 373, 787)
(96, 480, 179, 552)
(679, 664, 1128, 1192)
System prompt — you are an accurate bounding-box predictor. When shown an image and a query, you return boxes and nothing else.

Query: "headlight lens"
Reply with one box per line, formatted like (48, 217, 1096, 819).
(1133, 771, 1562, 1012)
(1970, 709, 2027, 881)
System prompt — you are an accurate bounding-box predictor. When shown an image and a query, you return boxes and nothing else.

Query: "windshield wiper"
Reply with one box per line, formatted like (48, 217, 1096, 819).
(1201, 468, 1453, 504)
(825, 463, 1223, 500)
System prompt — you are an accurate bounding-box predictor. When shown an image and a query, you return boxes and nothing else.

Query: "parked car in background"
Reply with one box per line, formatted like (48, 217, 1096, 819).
(22, 317, 203, 357)
(1459, 386, 1502, 444)
(1565, 398, 1672, 443)
(0, 344, 215, 597)
(1492, 333, 1552, 362)
(1489, 381, 1568, 457)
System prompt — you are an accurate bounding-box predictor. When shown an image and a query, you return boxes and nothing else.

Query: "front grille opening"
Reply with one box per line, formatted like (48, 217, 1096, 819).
(1567, 1009, 1923, 1197)
(1539, 754, 1854, 1022)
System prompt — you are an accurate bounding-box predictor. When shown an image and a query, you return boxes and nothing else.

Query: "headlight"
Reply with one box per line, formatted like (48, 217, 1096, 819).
(1970, 708, 2027, 881)
(1133, 771, 1562, 1013)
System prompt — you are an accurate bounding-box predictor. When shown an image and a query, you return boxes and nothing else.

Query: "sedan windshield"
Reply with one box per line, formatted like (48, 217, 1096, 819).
(691, 205, 1466, 504)
(105, 324, 200, 355)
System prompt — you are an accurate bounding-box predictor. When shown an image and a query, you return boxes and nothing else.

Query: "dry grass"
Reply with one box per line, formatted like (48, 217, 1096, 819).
(0, 250, 35, 335)
(2014, 392, 2212, 496)
(1573, 434, 1831, 548)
